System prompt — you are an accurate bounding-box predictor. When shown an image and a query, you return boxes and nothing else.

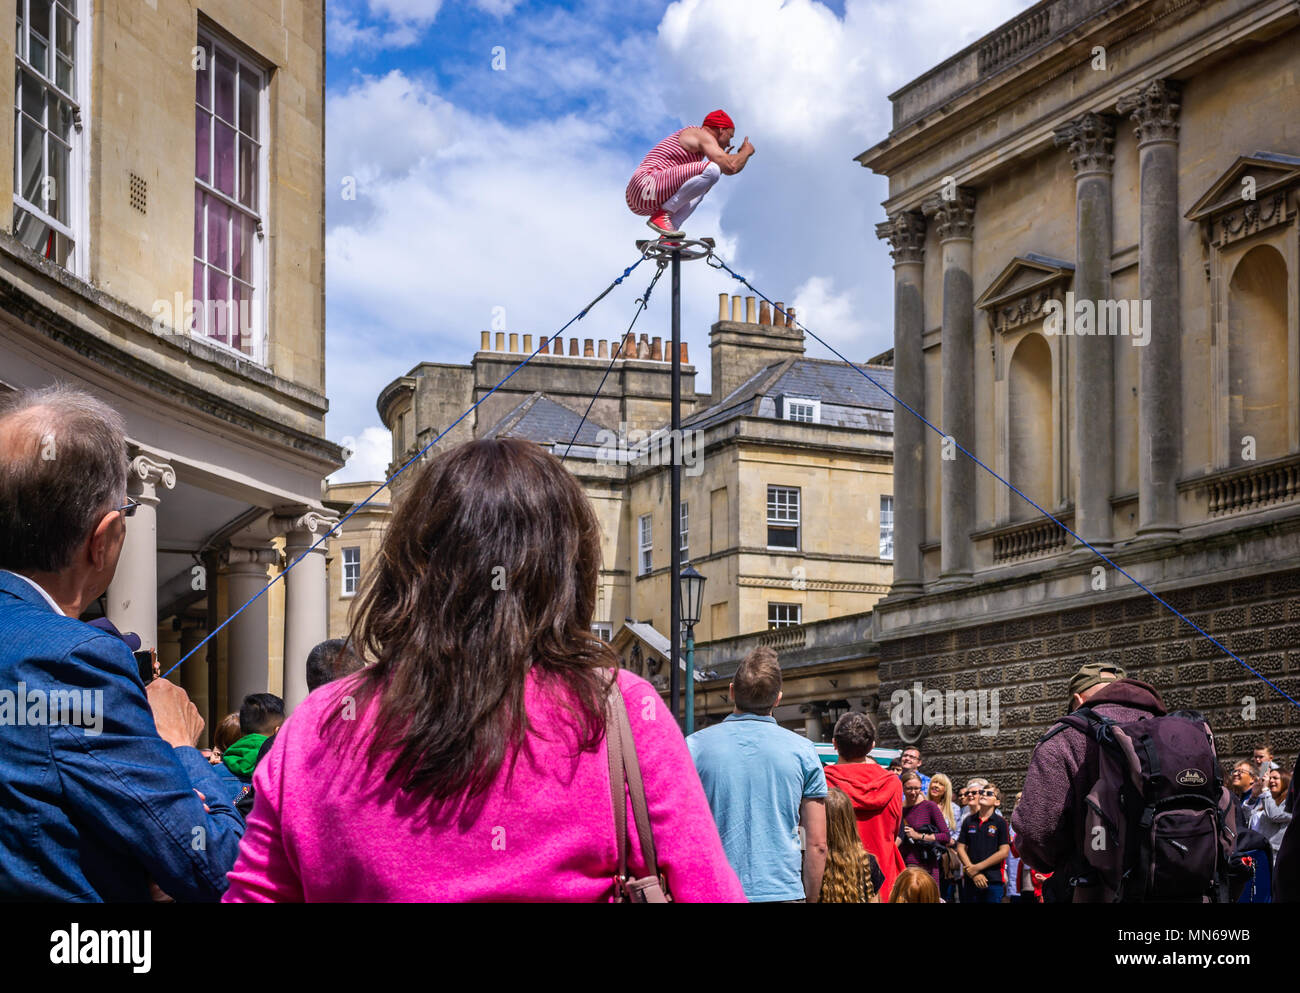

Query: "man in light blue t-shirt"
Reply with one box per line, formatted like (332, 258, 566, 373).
(687, 646, 828, 902)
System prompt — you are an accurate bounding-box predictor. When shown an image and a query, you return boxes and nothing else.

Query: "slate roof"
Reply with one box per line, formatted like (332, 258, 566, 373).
(481, 392, 610, 447)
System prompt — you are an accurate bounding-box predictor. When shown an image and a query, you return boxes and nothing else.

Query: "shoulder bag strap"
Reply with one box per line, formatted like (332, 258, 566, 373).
(612, 686, 660, 877)
(605, 685, 630, 885)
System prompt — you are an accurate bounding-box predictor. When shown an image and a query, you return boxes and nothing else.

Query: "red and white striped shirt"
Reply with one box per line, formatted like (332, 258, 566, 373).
(625, 129, 708, 216)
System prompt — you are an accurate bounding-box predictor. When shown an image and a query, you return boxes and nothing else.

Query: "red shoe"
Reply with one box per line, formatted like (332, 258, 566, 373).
(647, 212, 684, 238)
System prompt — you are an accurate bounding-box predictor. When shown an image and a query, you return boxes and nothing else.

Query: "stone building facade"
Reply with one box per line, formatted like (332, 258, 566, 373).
(378, 293, 896, 713)
(858, 0, 1300, 786)
(322, 480, 390, 640)
(0, 0, 340, 735)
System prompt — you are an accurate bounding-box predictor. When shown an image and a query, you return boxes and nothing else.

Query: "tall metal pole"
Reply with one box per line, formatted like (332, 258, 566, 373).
(685, 627, 696, 736)
(669, 248, 682, 728)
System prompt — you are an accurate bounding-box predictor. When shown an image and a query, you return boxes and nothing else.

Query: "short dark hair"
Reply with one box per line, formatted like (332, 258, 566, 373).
(902, 745, 922, 757)
(239, 693, 285, 736)
(306, 638, 363, 692)
(0, 385, 129, 572)
(832, 712, 876, 760)
(732, 646, 782, 713)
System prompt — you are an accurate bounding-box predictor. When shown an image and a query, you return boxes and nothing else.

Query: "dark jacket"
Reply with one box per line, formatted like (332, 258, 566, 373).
(1276, 754, 1300, 902)
(1010, 678, 1165, 901)
(0, 571, 245, 901)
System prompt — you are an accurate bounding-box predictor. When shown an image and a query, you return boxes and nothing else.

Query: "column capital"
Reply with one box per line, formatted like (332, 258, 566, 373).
(1054, 112, 1116, 176)
(125, 451, 176, 505)
(921, 188, 975, 241)
(221, 546, 279, 570)
(275, 507, 342, 546)
(874, 210, 927, 264)
(1116, 78, 1182, 145)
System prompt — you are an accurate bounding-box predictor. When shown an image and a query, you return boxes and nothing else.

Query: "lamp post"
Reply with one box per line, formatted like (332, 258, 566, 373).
(680, 564, 706, 735)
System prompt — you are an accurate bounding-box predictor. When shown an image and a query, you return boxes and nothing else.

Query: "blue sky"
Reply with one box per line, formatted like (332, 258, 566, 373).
(323, 0, 1035, 480)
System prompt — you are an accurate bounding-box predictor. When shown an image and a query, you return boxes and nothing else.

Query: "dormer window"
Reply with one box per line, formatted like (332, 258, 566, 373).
(781, 396, 820, 423)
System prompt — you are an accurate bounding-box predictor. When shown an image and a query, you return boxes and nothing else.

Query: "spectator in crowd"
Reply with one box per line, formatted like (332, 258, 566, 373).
(1012, 661, 1164, 902)
(900, 745, 930, 792)
(928, 773, 961, 836)
(961, 778, 987, 822)
(898, 770, 949, 885)
(1251, 769, 1292, 861)
(208, 712, 242, 764)
(1277, 754, 1300, 902)
(957, 781, 1010, 903)
(0, 384, 244, 900)
(889, 866, 941, 903)
(689, 646, 827, 902)
(1233, 761, 1264, 814)
(224, 438, 745, 902)
(928, 772, 962, 902)
(306, 637, 364, 693)
(820, 788, 883, 903)
(887, 758, 902, 774)
(1008, 790, 1038, 903)
(211, 693, 285, 806)
(1253, 743, 1279, 780)
(824, 712, 907, 897)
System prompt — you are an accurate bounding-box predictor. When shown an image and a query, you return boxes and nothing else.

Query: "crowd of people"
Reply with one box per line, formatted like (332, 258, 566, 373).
(0, 383, 1297, 902)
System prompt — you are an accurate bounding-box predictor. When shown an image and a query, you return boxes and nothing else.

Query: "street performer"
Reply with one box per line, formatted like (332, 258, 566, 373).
(626, 109, 754, 239)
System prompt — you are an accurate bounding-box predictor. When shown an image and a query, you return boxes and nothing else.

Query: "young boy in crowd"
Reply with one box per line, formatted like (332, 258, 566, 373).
(957, 782, 1011, 903)
(211, 693, 285, 808)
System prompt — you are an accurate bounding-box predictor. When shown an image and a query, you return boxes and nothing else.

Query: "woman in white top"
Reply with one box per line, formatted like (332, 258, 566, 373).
(1250, 769, 1292, 860)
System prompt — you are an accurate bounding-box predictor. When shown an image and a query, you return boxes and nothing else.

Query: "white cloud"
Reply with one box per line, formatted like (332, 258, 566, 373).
(791, 274, 883, 356)
(471, 0, 523, 15)
(330, 425, 393, 484)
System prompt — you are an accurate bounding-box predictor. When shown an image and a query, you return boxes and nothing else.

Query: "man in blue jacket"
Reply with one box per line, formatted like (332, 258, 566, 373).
(0, 384, 245, 901)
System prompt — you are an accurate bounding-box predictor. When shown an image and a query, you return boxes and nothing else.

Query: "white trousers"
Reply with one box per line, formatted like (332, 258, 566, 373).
(659, 162, 721, 229)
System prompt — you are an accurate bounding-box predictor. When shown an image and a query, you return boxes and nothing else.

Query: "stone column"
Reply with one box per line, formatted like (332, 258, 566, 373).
(1118, 80, 1183, 539)
(178, 621, 210, 745)
(923, 188, 976, 583)
(875, 210, 927, 593)
(278, 509, 340, 713)
(1054, 113, 1116, 549)
(221, 546, 278, 712)
(105, 453, 176, 651)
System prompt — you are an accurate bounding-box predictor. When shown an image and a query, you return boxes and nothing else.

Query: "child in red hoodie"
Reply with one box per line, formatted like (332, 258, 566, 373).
(823, 713, 907, 896)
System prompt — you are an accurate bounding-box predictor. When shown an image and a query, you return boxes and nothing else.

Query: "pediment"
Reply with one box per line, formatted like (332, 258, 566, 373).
(976, 254, 1074, 334)
(1185, 152, 1300, 222)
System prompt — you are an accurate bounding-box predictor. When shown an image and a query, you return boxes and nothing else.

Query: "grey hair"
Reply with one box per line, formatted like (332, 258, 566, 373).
(0, 383, 129, 572)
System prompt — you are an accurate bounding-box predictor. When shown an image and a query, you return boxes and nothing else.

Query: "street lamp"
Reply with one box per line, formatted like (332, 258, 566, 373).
(680, 564, 706, 735)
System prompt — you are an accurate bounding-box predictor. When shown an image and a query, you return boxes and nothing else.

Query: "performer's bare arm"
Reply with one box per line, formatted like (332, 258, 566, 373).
(679, 127, 754, 175)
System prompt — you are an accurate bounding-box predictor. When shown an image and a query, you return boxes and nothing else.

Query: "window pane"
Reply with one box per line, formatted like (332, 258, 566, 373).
(214, 52, 235, 122)
(206, 197, 229, 270)
(238, 135, 256, 208)
(16, 6, 24, 63)
(207, 268, 230, 343)
(195, 40, 211, 108)
(214, 120, 235, 196)
(238, 70, 257, 138)
(192, 261, 205, 333)
(19, 115, 43, 203)
(21, 69, 44, 122)
(232, 212, 252, 281)
(232, 279, 247, 353)
(14, 206, 48, 253)
(55, 55, 70, 94)
(47, 136, 67, 220)
(53, 94, 73, 141)
(194, 112, 210, 183)
(30, 0, 51, 45)
(54, 5, 74, 62)
(194, 188, 204, 258)
(29, 34, 47, 77)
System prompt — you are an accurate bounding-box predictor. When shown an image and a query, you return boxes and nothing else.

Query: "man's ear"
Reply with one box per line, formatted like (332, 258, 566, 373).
(1070, 692, 1085, 712)
(774, 690, 783, 710)
(87, 510, 120, 570)
(728, 681, 735, 701)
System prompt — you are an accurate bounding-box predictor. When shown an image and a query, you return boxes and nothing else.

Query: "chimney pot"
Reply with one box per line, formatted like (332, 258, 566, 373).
(495, 331, 506, 352)
(787, 306, 796, 328)
(745, 297, 756, 323)
(650, 336, 662, 361)
(623, 332, 636, 358)
(759, 301, 771, 324)
(731, 295, 743, 322)
(539, 335, 549, 354)
(773, 302, 785, 327)
(718, 293, 729, 321)
(569, 338, 579, 356)
(523, 334, 532, 352)
(638, 333, 650, 359)
(584, 338, 594, 357)
(598, 339, 609, 359)
(680, 342, 689, 364)
(480, 330, 490, 351)
(508, 332, 519, 353)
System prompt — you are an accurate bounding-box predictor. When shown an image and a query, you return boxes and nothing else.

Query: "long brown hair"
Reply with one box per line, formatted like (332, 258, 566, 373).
(820, 787, 877, 903)
(324, 438, 619, 801)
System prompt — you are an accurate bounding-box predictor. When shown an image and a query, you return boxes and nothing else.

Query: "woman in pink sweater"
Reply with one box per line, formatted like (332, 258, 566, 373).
(222, 438, 744, 903)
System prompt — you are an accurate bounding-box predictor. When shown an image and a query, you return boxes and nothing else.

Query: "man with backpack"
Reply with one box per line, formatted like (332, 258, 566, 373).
(1012, 662, 1237, 903)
